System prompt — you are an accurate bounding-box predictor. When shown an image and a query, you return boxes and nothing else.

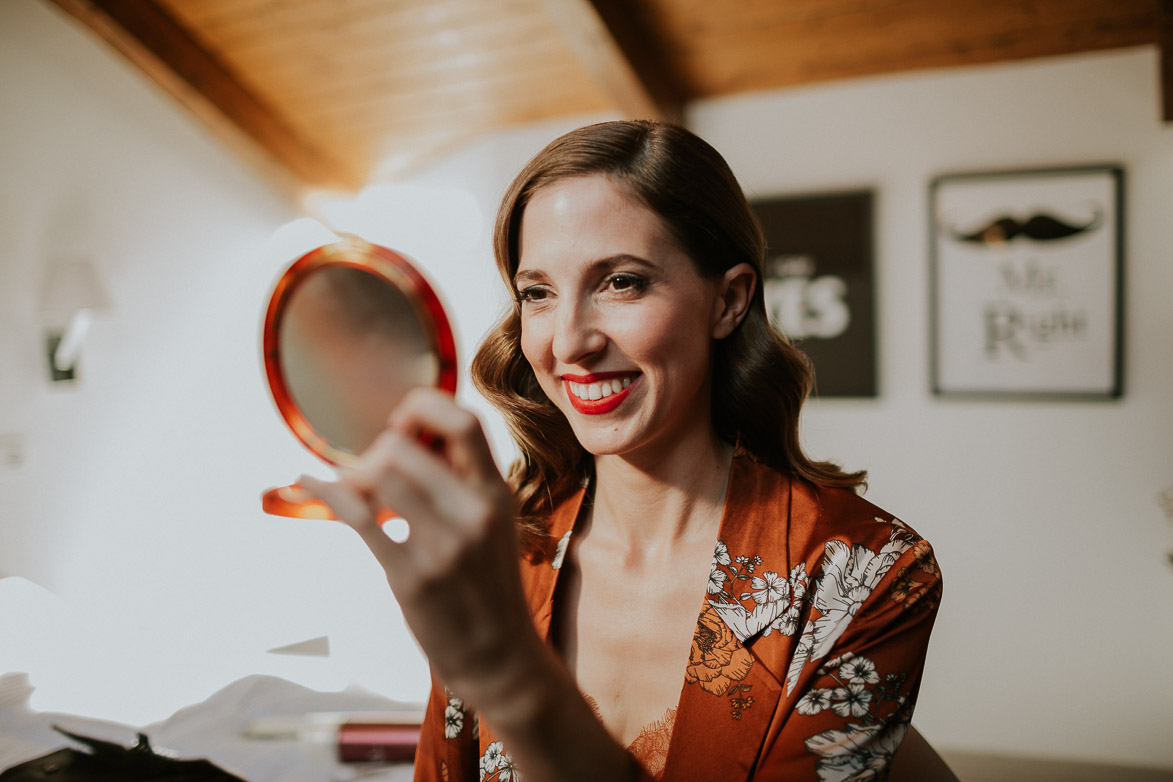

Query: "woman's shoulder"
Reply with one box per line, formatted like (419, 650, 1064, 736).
(730, 449, 936, 568)
(808, 481, 924, 546)
(795, 476, 942, 618)
(711, 456, 941, 687)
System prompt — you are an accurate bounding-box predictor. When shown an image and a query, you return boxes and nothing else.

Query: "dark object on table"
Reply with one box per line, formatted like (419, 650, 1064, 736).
(0, 726, 246, 781)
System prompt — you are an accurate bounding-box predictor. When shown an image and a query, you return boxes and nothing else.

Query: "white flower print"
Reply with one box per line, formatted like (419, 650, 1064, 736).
(707, 560, 728, 594)
(479, 741, 504, 780)
(789, 562, 808, 601)
(709, 554, 810, 643)
(551, 530, 572, 570)
(785, 528, 913, 693)
(444, 698, 465, 739)
(770, 604, 801, 637)
(748, 571, 787, 604)
(478, 741, 518, 782)
(805, 719, 909, 782)
(707, 600, 756, 642)
(839, 655, 880, 685)
(796, 687, 834, 715)
(793, 630, 814, 663)
(830, 683, 873, 718)
(799, 653, 916, 779)
(766, 562, 808, 637)
(708, 540, 778, 641)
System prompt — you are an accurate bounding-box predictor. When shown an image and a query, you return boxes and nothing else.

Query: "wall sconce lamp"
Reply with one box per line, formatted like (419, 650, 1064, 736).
(39, 260, 110, 383)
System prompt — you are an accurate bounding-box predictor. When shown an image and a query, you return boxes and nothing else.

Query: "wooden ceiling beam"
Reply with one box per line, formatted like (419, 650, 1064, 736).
(540, 0, 685, 123)
(1162, 0, 1173, 121)
(46, 0, 362, 193)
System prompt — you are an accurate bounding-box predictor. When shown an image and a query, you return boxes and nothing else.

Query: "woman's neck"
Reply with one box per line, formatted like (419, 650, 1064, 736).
(587, 428, 733, 562)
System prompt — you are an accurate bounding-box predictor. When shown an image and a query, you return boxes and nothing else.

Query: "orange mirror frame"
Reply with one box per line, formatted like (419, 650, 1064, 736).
(260, 236, 457, 521)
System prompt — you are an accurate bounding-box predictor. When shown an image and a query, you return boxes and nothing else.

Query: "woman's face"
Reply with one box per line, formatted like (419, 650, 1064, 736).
(515, 175, 729, 460)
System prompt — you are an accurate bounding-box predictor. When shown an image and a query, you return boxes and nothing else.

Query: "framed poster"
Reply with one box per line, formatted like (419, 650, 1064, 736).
(930, 166, 1124, 398)
(752, 191, 876, 397)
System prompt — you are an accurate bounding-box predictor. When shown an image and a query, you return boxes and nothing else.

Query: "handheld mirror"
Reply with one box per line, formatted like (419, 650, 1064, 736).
(261, 236, 457, 520)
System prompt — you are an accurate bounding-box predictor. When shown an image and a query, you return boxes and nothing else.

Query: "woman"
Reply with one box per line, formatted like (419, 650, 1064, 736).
(302, 120, 942, 781)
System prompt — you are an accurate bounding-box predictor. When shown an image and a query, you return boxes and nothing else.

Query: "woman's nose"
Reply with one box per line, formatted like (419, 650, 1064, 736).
(551, 300, 606, 365)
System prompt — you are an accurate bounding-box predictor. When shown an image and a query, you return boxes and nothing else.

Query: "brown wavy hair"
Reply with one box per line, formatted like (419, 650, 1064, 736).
(471, 120, 865, 538)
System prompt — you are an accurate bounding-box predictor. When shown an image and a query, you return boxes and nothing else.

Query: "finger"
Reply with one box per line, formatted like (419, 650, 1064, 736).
(343, 433, 486, 541)
(346, 428, 472, 514)
(298, 474, 407, 567)
(298, 473, 375, 527)
(386, 389, 498, 481)
(342, 432, 514, 563)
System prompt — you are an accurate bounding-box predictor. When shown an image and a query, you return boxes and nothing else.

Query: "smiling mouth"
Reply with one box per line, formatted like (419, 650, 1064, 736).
(562, 373, 638, 414)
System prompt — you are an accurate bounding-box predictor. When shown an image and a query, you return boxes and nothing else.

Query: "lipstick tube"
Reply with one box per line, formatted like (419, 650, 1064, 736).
(336, 722, 420, 763)
(244, 709, 423, 764)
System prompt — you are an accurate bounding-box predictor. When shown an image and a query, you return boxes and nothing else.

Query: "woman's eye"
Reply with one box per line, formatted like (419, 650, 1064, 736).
(516, 286, 549, 304)
(606, 273, 647, 293)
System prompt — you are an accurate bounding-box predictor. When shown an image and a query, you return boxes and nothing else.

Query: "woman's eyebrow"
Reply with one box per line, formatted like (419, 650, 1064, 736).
(512, 268, 546, 287)
(514, 254, 657, 287)
(596, 254, 656, 271)
(518, 254, 656, 277)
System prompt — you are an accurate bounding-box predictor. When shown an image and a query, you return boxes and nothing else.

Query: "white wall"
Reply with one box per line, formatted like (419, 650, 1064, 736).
(3, 0, 1171, 767)
(0, 0, 429, 723)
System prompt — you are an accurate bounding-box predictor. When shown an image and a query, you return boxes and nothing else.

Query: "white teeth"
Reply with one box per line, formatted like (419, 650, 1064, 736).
(567, 376, 635, 401)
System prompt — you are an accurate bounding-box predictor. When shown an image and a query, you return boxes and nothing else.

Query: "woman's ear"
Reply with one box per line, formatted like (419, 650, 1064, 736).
(711, 262, 757, 339)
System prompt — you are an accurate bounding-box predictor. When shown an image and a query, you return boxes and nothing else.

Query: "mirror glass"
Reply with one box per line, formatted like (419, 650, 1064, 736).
(261, 236, 456, 520)
(280, 264, 436, 456)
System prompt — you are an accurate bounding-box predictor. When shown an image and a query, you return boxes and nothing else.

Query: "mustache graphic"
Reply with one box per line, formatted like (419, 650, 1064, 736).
(949, 210, 1102, 245)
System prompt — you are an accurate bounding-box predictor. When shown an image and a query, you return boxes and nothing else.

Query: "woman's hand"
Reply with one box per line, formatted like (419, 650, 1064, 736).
(299, 388, 540, 707)
(301, 388, 643, 781)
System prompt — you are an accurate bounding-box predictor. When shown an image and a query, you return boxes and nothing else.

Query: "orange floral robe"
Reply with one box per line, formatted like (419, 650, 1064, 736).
(413, 448, 942, 781)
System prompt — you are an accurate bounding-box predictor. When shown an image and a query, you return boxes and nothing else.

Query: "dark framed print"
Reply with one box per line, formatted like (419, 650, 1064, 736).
(930, 165, 1124, 398)
(752, 190, 876, 397)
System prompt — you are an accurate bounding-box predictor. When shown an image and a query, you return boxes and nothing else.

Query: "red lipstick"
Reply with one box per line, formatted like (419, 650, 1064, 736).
(562, 372, 637, 415)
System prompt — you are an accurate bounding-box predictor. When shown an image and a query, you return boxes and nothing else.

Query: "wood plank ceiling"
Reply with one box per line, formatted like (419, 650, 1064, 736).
(47, 0, 1163, 197)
